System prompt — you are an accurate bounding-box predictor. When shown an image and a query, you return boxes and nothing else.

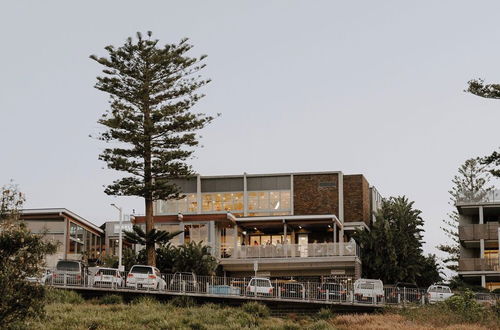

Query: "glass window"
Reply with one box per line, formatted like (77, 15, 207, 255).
(69, 223, 77, 238)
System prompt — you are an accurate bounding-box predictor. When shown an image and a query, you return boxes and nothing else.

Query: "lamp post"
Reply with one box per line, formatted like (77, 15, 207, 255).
(111, 203, 124, 271)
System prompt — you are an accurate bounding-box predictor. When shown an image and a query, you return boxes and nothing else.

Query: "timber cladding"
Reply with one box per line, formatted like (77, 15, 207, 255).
(343, 174, 371, 225)
(293, 173, 339, 215)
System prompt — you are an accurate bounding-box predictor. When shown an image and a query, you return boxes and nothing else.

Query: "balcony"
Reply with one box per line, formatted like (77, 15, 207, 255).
(456, 189, 500, 205)
(220, 241, 359, 259)
(459, 223, 499, 241)
(459, 258, 500, 272)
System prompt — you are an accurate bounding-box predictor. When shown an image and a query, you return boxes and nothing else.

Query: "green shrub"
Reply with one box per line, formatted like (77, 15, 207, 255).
(316, 308, 335, 320)
(170, 296, 196, 307)
(492, 288, 500, 294)
(445, 289, 483, 322)
(99, 294, 123, 305)
(45, 288, 84, 304)
(241, 301, 270, 318)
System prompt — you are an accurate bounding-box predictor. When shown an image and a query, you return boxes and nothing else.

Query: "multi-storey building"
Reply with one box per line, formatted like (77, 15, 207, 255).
(457, 189, 500, 291)
(20, 208, 104, 267)
(133, 171, 382, 279)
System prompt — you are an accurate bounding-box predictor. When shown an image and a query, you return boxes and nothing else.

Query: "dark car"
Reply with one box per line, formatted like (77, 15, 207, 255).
(168, 272, 198, 292)
(387, 282, 421, 303)
(317, 283, 347, 301)
(279, 283, 305, 299)
(47, 260, 88, 286)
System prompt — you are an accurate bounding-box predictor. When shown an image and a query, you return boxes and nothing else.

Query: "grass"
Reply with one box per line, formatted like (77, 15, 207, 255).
(24, 290, 500, 330)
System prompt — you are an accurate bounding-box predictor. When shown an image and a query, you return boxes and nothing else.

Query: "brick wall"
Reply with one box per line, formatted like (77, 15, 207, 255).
(293, 173, 339, 215)
(343, 174, 371, 225)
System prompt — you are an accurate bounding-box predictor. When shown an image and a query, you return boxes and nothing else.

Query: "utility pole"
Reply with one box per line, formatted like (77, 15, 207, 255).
(111, 203, 124, 271)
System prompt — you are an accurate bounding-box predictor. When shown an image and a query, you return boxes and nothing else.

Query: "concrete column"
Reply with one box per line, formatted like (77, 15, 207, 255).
(178, 222, 184, 245)
(480, 239, 485, 258)
(333, 222, 337, 244)
(232, 225, 238, 258)
(338, 172, 344, 223)
(290, 174, 294, 215)
(481, 275, 486, 288)
(479, 206, 484, 224)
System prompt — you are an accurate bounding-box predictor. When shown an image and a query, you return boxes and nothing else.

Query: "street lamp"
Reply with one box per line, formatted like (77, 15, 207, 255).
(111, 203, 124, 271)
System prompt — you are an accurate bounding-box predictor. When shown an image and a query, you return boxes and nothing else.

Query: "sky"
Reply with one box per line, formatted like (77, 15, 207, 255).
(1, 1, 499, 271)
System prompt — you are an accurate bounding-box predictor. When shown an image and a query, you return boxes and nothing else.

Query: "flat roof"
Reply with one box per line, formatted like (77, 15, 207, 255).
(21, 208, 104, 234)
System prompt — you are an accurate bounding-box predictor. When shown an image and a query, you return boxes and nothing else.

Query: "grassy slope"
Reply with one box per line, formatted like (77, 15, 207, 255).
(27, 291, 500, 330)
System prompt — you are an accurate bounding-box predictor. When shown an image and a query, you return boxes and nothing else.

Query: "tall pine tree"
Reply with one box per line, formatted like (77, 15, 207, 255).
(91, 32, 216, 266)
(466, 79, 500, 177)
(437, 158, 492, 271)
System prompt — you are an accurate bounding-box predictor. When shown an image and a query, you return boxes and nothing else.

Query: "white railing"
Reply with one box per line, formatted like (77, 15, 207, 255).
(221, 241, 359, 259)
(39, 269, 500, 307)
(456, 189, 500, 205)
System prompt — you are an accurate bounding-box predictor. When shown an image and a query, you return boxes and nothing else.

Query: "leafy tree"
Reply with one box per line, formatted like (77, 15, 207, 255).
(91, 31, 216, 266)
(171, 241, 218, 276)
(353, 196, 441, 285)
(437, 158, 493, 271)
(0, 184, 57, 328)
(417, 254, 443, 287)
(466, 79, 500, 177)
(0, 181, 24, 221)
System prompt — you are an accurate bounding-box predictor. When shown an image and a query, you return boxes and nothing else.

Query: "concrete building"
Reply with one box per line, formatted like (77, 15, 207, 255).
(133, 171, 382, 279)
(457, 189, 500, 291)
(20, 208, 104, 267)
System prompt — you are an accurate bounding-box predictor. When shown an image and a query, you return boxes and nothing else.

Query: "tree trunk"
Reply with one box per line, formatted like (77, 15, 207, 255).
(145, 197, 155, 266)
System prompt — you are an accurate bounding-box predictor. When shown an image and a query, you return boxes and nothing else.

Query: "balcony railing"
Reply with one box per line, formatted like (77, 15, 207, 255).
(459, 223, 499, 241)
(456, 189, 500, 205)
(459, 258, 500, 272)
(220, 241, 359, 259)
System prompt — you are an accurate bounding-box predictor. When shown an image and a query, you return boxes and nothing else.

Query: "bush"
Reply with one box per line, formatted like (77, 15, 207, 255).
(444, 289, 483, 322)
(170, 296, 196, 307)
(99, 294, 123, 305)
(0, 215, 57, 328)
(492, 288, 500, 294)
(45, 288, 84, 304)
(241, 301, 270, 318)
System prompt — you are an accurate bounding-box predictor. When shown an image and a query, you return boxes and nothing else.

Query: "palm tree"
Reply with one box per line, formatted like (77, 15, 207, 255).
(123, 225, 182, 247)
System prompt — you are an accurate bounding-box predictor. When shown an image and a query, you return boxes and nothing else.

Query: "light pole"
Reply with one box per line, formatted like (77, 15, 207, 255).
(111, 203, 124, 271)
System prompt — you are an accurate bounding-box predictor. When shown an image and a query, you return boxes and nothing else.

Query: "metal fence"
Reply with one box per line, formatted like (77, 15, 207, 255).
(41, 269, 479, 307)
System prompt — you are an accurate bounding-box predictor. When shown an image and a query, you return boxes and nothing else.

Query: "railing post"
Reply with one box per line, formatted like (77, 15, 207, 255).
(403, 287, 406, 306)
(206, 282, 209, 294)
(182, 280, 186, 293)
(326, 290, 329, 302)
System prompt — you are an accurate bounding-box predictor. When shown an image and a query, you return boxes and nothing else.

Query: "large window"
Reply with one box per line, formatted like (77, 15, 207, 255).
(202, 192, 244, 212)
(157, 194, 198, 215)
(248, 190, 291, 214)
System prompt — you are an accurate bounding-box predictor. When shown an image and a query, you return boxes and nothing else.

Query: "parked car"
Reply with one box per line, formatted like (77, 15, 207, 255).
(126, 265, 166, 290)
(426, 285, 453, 303)
(387, 282, 421, 303)
(318, 282, 347, 301)
(354, 279, 384, 303)
(93, 268, 123, 288)
(169, 272, 198, 292)
(48, 260, 88, 286)
(246, 277, 273, 296)
(280, 282, 305, 299)
(26, 268, 51, 285)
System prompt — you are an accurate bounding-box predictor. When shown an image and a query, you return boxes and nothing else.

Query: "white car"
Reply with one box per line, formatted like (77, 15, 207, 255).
(427, 285, 453, 303)
(93, 268, 123, 288)
(354, 279, 384, 303)
(246, 277, 274, 296)
(126, 265, 166, 290)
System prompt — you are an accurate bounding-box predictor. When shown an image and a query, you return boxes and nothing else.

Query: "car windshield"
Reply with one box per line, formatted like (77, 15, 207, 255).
(56, 261, 80, 271)
(358, 283, 375, 290)
(323, 284, 342, 290)
(130, 266, 153, 274)
(98, 269, 117, 276)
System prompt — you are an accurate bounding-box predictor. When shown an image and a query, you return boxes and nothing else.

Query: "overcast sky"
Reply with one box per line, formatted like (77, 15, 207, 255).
(1, 1, 499, 270)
